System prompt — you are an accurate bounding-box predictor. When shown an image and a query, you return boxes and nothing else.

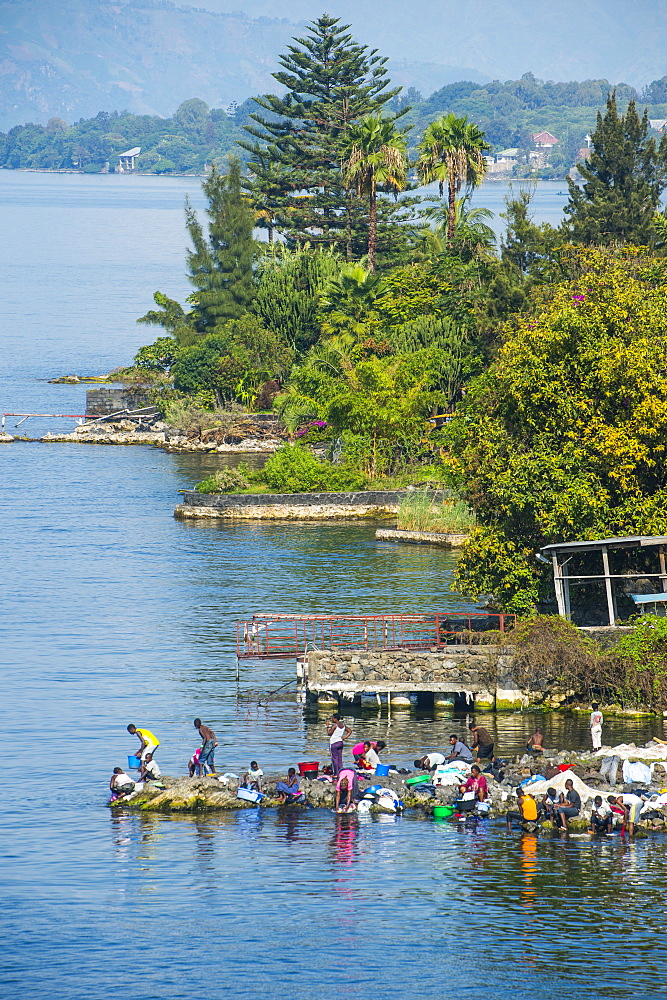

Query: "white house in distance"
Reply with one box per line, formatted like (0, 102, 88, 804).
(649, 119, 667, 134)
(117, 147, 141, 172)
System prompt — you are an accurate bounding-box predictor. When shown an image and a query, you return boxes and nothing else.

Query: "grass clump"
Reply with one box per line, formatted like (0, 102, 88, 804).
(195, 466, 251, 494)
(396, 490, 475, 533)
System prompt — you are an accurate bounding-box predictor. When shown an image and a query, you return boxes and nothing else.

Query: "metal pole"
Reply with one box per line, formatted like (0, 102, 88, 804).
(562, 560, 571, 620)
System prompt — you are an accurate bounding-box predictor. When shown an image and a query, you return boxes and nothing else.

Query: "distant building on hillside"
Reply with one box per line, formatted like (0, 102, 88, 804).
(494, 148, 520, 163)
(649, 119, 667, 133)
(117, 147, 141, 172)
(531, 131, 558, 148)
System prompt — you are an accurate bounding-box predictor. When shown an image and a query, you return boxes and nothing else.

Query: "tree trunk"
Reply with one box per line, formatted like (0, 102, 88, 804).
(345, 188, 352, 262)
(368, 182, 377, 272)
(447, 178, 456, 246)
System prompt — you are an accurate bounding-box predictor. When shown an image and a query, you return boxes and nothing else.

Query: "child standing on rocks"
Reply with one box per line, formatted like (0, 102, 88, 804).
(589, 703, 604, 750)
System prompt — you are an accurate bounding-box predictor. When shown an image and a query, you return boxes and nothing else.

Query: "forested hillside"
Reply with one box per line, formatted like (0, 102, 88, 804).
(4, 73, 667, 178)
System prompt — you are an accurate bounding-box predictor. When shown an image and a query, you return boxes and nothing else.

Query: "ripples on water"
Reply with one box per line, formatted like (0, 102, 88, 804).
(2, 173, 666, 999)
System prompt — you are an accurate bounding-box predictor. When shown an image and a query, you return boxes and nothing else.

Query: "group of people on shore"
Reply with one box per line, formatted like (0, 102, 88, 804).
(506, 783, 644, 836)
(109, 719, 218, 800)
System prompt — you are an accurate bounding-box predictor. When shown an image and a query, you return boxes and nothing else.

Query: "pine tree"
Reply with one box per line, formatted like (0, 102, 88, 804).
(565, 93, 667, 245)
(239, 14, 400, 251)
(186, 157, 256, 331)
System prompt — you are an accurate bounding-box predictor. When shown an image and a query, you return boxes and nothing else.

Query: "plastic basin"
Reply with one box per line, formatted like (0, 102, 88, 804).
(237, 787, 263, 803)
(405, 774, 431, 786)
(128, 755, 141, 769)
(433, 805, 454, 819)
(298, 761, 319, 777)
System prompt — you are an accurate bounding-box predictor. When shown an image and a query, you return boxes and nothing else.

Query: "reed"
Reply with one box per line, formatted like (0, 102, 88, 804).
(396, 490, 475, 533)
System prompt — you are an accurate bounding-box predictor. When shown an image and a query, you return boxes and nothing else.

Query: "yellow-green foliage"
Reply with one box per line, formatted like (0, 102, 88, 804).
(447, 246, 667, 610)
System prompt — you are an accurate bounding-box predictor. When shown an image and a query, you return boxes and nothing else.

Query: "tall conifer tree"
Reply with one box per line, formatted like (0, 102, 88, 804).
(186, 156, 256, 331)
(239, 14, 400, 251)
(565, 93, 667, 245)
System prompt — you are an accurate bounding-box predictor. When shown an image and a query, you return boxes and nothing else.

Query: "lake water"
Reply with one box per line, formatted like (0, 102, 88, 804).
(2, 171, 667, 999)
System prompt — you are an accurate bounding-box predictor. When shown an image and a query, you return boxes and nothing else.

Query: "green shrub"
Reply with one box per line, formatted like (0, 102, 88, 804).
(260, 444, 367, 493)
(134, 337, 182, 372)
(195, 466, 251, 493)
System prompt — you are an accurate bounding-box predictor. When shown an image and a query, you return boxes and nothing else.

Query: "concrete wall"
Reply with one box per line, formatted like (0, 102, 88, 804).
(177, 488, 447, 521)
(180, 488, 446, 510)
(86, 387, 153, 417)
(306, 646, 525, 710)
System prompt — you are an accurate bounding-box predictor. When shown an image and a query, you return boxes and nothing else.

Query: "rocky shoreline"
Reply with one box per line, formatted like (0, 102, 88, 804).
(114, 743, 667, 836)
(37, 418, 286, 452)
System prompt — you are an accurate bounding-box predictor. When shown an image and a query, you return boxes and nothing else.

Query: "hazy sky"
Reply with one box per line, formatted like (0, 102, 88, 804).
(198, 0, 667, 88)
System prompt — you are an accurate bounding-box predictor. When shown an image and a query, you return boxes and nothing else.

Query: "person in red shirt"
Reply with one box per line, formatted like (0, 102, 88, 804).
(462, 765, 488, 800)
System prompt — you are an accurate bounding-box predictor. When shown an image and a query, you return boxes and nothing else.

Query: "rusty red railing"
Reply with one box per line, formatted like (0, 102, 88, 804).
(235, 612, 515, 659)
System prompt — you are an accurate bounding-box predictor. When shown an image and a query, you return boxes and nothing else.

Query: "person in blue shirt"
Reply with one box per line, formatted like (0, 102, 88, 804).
(445, 734, 473, 763)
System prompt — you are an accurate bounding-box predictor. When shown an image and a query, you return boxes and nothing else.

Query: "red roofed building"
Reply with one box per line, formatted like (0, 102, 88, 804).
(531, 131, 558, 148)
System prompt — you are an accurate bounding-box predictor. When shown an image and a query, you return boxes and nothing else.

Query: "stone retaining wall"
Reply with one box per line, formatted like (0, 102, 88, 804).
(176, 488, 446, 521)
(306, 646, 524, 710)
(376, 528, 468, 547)
(86, 387, 152, 416)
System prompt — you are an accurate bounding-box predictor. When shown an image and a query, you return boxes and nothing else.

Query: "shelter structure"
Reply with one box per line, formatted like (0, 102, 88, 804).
(540, 536, 667, 627)
(118, 147, 141, 172)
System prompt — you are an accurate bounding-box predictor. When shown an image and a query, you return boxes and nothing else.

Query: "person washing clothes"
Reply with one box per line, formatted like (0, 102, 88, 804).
(445, 734, 473, 763)
(589, 703, 604, 750)
(469, 722, 494, 762)
(244, 760, 263, 792)
(326, 714, 352, 775)
(335, 768, 359, 812)
(109, 767, 135, 801)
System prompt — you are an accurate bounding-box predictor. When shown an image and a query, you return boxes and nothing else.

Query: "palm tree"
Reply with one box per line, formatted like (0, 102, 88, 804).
(420, 195, 496, 260)
(417, 113, 490, 245)
(342, 116, 408, 271)
(318, 263, 387, 341)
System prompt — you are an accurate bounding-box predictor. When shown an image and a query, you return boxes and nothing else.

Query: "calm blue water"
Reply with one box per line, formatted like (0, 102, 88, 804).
(2, 172, 667, 1000)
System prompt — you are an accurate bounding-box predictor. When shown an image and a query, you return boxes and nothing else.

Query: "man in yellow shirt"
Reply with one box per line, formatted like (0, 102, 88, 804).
(506, 787, 538, 831)
(127, 723, 160, 761)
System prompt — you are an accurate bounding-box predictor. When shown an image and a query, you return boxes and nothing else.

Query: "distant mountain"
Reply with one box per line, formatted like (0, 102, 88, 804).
(0, 0, 487, 130)
(1, 0, 665, 132)
(0, 0, 299, 129)
(202, 0, 667, 90)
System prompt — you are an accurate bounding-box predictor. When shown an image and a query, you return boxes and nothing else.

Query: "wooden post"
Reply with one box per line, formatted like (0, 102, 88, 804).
(601, 546, 617, 626)
(552, 555, 566, 617)
(660, 546, 667, 593)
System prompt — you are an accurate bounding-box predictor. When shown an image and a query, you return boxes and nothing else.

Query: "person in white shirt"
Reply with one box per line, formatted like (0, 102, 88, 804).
(139, 753, 161, 782)
(608, 793, 644, 836)
(109, 767, 135, 800)
(414, 752, 446, 771)
(360, 741, 381, 772)
(326, 714, 352, 775)
(589, 795, 612, 834)
(589, 703, 604, 750)
(244, 760, 264, 792)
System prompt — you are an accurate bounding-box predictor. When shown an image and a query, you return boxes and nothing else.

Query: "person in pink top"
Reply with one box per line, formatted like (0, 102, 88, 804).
(335, 768, 358, 811)
(352, 739, 386, 763)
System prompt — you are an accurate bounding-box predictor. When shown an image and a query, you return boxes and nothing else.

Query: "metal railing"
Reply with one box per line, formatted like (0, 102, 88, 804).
(236, 611, 515, 659)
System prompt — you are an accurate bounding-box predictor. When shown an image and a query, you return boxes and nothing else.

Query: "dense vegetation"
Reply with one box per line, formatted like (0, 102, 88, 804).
(4, 60, 667, 178)
(103, 17, 667, 620)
